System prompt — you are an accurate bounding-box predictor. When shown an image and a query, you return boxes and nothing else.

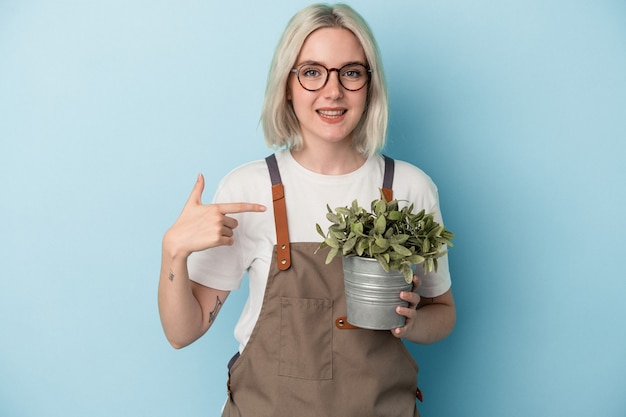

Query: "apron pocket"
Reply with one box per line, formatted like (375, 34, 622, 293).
(279, 297, 333, 380)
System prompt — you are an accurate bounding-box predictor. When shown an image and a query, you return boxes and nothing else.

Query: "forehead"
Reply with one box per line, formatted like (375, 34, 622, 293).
(296, 27, 366, 65)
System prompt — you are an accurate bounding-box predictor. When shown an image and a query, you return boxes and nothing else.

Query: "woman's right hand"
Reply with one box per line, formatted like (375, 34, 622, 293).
(163, 173, 266, 258)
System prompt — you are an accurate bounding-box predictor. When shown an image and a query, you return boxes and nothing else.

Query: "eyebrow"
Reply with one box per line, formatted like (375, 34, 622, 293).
(294, 60, 369, 68)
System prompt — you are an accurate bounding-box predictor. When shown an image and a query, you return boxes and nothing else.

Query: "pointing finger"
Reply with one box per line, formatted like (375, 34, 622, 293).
(217, 202, 267, 214)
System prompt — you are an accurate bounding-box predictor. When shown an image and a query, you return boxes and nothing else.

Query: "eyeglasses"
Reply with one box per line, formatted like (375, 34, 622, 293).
(291, 62, 371, 92)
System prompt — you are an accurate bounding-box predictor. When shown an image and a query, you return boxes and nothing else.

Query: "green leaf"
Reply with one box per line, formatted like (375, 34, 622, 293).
(443, 230, 455, 240)
(374, 254, 391, 272)
(374, 199, 386, 215)
(356, 239, 369, 256)
(335, 207, 351, 216)
(324, 236, 339, 249)
(391, 244, 412, 256)
(436, 237, 454, 247)
(374, 215, 386, 234)
(387, 210, 402, 221)
(407, 254, 426, 265)
(331, 229, 346, 240)
(314, 241, 327, 254)
(375, 236, 389, 249)
(342, 236, 357, 255)
(370, 243, 387, 254)
(428, 225, 444, 238)
(424, 258, 434, 273)
(402, 264, 413, 284)
(389, 234, 409, 245)
(387, 250, 402, 260)
(325, 247, 339, 264)
(351, 222, 364, 236)
(326, 212, 341, 224)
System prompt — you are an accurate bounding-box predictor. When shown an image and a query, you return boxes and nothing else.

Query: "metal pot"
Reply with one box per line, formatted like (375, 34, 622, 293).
(342, 256, 413, 330)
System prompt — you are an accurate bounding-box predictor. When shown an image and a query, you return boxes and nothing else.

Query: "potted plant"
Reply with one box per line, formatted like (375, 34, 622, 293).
(315, 192, 454, 329)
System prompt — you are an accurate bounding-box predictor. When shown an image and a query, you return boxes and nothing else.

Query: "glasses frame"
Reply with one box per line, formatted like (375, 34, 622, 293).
(290, 62, 372, 92)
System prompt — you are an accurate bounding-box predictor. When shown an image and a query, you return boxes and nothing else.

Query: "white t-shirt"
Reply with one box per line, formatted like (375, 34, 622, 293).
(188, 150, 451, 352)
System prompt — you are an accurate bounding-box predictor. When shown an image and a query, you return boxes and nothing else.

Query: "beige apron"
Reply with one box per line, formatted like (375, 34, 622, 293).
(222, 155, 420, 417)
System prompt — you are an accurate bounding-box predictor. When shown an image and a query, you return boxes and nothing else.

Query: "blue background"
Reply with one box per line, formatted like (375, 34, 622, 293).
(1, 1, 625, 416)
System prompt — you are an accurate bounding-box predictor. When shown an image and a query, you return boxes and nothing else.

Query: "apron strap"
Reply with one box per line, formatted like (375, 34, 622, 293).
(382, 154, 394, 201)
(265, 154, 291, 270)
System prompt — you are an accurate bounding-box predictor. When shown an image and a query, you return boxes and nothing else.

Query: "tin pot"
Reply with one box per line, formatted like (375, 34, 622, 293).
(342, 256, 413, 330)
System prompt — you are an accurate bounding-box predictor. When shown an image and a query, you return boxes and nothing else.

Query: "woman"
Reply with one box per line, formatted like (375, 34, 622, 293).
(158, 4, 455, 416)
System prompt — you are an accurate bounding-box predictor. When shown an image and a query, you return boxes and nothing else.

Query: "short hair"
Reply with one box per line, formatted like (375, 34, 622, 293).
(261, 3, 388, 158)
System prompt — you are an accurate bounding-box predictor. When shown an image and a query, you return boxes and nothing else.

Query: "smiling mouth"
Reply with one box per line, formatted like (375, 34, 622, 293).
(317, 109, 347, 119)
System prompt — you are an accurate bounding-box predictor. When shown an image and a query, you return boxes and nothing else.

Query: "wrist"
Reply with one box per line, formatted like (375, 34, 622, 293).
(162, 230, 192, 260)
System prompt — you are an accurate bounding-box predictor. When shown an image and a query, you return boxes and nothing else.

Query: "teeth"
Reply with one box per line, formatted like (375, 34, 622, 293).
(318, 110, 345, 117)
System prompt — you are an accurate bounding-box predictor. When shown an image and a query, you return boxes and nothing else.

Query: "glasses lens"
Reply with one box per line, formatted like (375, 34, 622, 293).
(339, 64, 369, 91)
(297, 64, 327, 91)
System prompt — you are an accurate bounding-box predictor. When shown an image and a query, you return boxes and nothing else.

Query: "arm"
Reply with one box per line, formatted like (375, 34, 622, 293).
(392, 276, 456, 344)
(158, 244, 230, 349)
(158, 174, 265, 349)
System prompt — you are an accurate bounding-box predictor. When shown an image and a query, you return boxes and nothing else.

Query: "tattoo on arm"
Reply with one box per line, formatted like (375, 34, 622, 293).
(168, 269, 175, 282)
(209, 296, 223, 324)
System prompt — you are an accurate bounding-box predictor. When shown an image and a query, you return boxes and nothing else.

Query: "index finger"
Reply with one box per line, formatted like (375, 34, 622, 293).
(412, 274, 421, 291)
(216, 202, 267, 214)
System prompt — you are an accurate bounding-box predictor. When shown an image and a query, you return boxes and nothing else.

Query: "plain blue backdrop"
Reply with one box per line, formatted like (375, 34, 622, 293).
(1, 1, 625, 416)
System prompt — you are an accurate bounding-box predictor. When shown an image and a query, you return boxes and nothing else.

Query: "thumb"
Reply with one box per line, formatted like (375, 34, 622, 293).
(185, 173, 205, 206)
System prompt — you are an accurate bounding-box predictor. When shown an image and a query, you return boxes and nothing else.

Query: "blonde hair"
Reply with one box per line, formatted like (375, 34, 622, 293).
(261, 3, 388, 158)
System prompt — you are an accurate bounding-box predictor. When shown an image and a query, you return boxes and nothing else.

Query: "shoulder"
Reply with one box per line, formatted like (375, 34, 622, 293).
(393, 159, 438, 191)
(389, 158, 440, 211)
(213, 157, 273, 202)
(219, 158, 271, 185)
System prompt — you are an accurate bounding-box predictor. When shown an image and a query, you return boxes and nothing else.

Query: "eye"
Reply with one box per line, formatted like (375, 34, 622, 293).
(300, 65, 325, 78)
(341, 65, 365, 80)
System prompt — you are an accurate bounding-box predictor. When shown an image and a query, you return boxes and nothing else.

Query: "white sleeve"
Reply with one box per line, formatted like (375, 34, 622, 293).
(393, 160, 452, 298)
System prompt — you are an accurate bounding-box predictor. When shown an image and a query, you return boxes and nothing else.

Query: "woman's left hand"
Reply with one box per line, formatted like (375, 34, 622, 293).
(391, 276, 456, 344)
(391, 274, 421, 339)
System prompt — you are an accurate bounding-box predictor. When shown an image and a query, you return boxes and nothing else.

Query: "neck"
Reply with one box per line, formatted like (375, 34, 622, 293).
(291, 142, 366, 175)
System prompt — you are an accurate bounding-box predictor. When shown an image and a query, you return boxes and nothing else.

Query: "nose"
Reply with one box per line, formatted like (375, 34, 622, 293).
(323, 69, 344, 99)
